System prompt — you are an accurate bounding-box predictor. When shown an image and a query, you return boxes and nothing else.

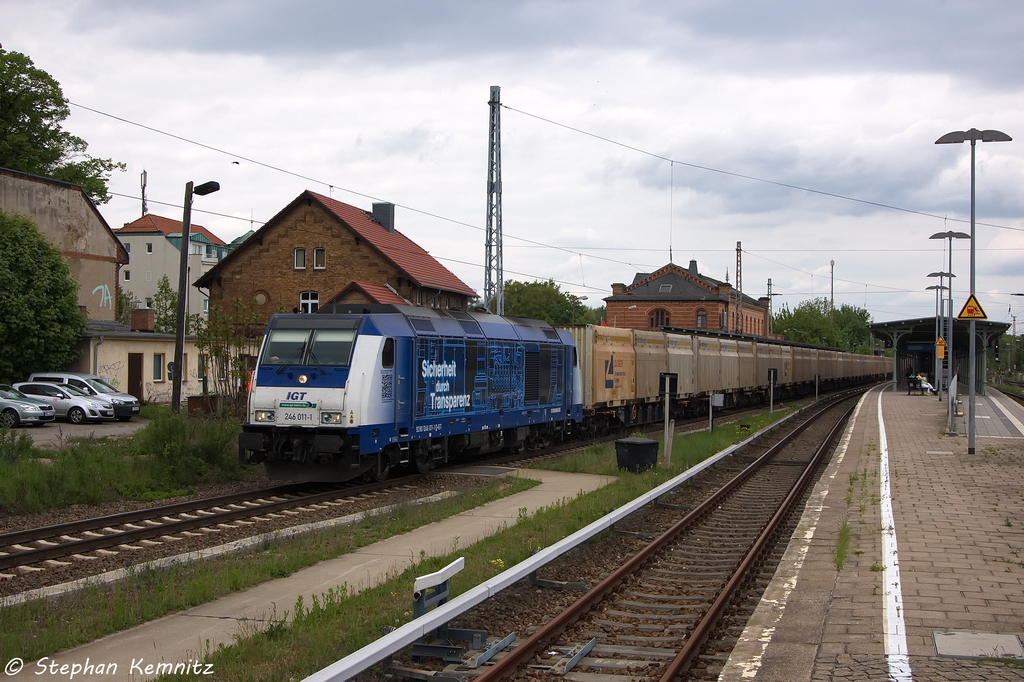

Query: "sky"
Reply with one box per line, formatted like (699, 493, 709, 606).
(4, 0, 1024, 327)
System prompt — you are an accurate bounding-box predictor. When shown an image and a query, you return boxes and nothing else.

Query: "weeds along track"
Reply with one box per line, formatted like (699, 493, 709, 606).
(466, 396, 855, 682)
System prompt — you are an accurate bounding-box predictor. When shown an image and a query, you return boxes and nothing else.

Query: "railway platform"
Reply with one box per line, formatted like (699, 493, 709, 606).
(720, 385, 1024, 681)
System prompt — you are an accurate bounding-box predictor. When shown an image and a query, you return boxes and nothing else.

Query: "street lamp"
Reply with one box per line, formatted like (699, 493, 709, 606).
(926, 283, 948, 400)
(172, 180, 220, 413)
(936, 128, 1012, 454)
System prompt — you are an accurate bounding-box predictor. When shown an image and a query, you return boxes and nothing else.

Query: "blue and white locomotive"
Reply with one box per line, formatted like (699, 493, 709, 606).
(239, 305, 583, 482)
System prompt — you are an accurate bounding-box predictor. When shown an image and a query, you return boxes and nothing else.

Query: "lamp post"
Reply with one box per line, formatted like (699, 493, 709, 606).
(926, 283, 948, 399)
(172, 180, 220, 413)
(930, 231, 970, 430)
(936, 128, 1012, 454)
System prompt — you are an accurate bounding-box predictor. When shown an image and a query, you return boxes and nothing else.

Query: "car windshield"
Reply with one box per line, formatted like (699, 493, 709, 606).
(64, 385, 89, 397)
(0, 386, 29, 400)
(84, 378, 118, 394)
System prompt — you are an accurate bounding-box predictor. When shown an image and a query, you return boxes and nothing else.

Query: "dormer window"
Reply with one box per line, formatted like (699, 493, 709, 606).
(658, 284, 672, 293)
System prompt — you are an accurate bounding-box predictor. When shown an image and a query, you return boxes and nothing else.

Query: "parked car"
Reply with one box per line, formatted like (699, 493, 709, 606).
(14, 382, 116, 423)
(0, 384, 56, 427)
(26, 372, 141, 421)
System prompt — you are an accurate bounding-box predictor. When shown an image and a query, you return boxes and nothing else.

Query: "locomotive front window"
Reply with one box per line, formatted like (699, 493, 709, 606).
(309, 329, 357, 367)
(263, 330, 310, 366)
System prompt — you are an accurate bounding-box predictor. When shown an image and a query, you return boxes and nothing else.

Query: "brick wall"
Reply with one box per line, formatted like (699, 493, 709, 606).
(205, 202, 468, 324)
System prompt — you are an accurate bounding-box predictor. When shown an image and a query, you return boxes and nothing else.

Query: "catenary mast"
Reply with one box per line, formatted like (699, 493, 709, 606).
(484, 86, 504, 315)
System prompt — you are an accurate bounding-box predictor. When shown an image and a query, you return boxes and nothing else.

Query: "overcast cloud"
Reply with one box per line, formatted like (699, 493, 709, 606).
(4, 0, 1023, 325)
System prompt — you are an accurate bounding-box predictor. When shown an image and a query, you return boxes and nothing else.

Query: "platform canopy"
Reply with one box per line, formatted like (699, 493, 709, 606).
(868, 316, 1008, 393)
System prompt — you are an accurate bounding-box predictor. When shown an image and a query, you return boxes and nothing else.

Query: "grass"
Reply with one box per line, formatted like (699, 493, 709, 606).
(833, 519, 852, 570)
(0, 408, 243, 514)
(539, 408, 795, 477)
(0, 475, 539, 664)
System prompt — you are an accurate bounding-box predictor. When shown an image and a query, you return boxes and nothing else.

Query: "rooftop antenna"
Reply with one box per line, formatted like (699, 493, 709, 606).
(140, 170, 148, 216)
(484, 85, 504, 315)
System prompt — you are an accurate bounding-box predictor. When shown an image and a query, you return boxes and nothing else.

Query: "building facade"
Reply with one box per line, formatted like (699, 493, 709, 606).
(605, 261, 771, 335)
(114, 213, 231, 320)
(195, 192, 477, 325)
(0, 167, 128, 321)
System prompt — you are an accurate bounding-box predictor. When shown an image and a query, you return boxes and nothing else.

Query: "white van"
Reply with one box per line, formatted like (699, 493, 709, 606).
(27, 372, 141, 421)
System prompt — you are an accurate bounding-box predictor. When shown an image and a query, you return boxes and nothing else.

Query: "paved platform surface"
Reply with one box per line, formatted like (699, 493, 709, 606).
(6, 467, 615, 681)
(720, 385, 1024, 681)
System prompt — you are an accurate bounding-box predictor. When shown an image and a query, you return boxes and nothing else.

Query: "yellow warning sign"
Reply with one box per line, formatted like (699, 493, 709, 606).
(957, 294, 987, 320)
(935, 336, 946, 351)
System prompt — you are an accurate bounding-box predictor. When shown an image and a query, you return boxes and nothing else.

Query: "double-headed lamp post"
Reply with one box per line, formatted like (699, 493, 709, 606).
(172, 180, 220, 413)
(935, 128, 1012, 454)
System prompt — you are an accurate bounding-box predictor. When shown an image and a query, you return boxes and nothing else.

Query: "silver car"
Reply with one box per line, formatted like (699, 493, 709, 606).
(14, 382, 116, 423)
(0, 385, 56, 428)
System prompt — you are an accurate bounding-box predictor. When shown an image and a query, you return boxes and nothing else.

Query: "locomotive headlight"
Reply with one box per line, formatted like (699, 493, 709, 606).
(298, 374, 308, 384)
(254, 410, 276, 422)
(321, 412, 344, 424)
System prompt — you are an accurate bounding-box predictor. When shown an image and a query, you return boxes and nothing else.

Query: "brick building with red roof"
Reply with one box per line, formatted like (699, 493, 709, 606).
(194, 191, 476, 325)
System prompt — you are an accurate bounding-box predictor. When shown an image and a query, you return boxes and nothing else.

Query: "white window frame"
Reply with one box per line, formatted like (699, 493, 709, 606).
(294, 248, 306, 269)
(124, 270, 131, 281)
(153, 353, 164, 382)
(146, 242, 153, 254)
(300, 290, 319, 314)
(313, 247, 326, 269)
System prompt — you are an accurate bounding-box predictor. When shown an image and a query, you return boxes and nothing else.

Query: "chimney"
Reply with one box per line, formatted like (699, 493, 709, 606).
(372, 203, 395, 233)
(131, 308, 155, 332)
(611, 283, 626, 295)
(688, 259, 699, 276)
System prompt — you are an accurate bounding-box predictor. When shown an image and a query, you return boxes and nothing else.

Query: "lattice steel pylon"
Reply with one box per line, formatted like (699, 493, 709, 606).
(735, 241, 743, 333)
(484, 85, 504, 315)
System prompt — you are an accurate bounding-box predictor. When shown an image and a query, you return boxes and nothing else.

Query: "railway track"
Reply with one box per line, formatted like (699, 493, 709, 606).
(467, 395, 854, 681)
(0, 477, 416, 579)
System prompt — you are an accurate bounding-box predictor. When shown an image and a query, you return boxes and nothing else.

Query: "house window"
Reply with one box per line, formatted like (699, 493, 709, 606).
(123, 270, 131, 281)
(146, 270, 153, 282)
(153, 353, 164, 382)
(649, 309, 670, 327)
(198, 354, 207, 380)
(658, 284, 673, 293)
(146, 242, 153, 254)
(696, 309, 707, 329)
(190, 242, 202, 255)
(720, 311, 727, 329)
(203, 299, 209, 314)
(300, 291, 319, 314)
(145, 297, 153, 308)
(294, 248, 306, 269)
(314, 248, 326, 269)
(124, 242, 130, 253)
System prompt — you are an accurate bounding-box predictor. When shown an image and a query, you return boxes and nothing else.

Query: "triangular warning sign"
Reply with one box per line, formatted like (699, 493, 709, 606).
(958, 294, 987, 320)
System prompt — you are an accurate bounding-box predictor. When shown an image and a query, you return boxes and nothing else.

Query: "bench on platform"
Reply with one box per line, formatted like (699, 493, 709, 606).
(907, 378, 926, 395)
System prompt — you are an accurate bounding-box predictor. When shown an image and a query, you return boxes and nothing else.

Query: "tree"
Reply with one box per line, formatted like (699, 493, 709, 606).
(152, 275, 177, 333)
(773, 297, 873, 353)
(189, 298, 264, 416)
(117, 286, 138, 326)
(503, 279, 601, 325)
(0, 211, 86, 383)
(0, 48, 124, 204)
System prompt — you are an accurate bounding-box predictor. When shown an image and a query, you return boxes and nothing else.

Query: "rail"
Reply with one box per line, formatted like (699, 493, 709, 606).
(301, 394, 857, 682)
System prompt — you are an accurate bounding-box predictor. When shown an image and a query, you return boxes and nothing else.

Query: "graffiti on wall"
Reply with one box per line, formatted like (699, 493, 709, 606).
(92, 284, 114, 309)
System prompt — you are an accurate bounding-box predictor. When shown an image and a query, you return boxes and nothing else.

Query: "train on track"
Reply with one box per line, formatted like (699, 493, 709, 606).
(238, 305, 889, 482)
